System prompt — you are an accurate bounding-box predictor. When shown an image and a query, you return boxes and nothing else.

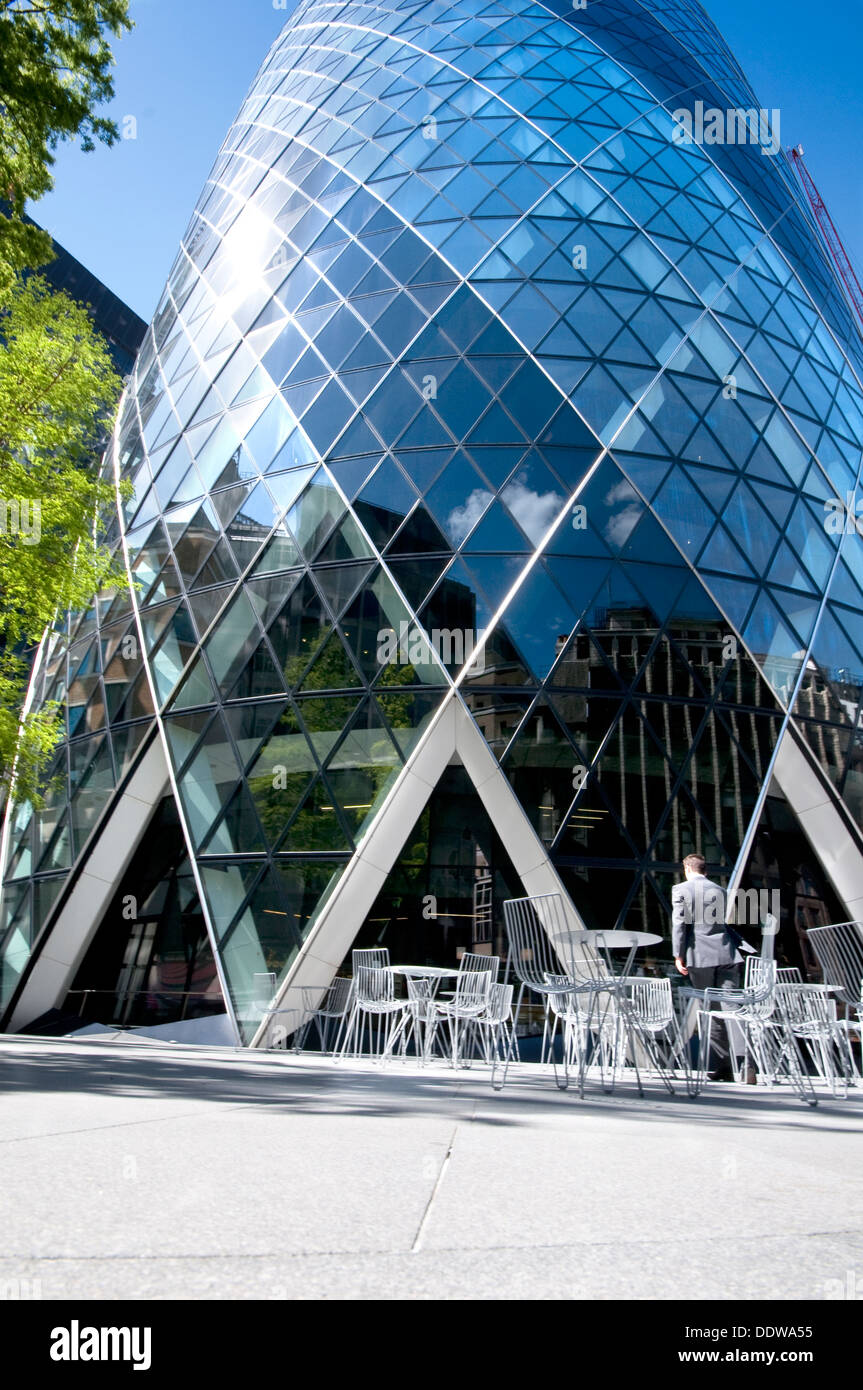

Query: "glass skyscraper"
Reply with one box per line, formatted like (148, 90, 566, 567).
(3, 0, 863, 1045)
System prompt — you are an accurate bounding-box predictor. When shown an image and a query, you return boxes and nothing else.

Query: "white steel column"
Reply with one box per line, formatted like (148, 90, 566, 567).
(8, 738, 170, 1031)
(772, 728, 863, 922)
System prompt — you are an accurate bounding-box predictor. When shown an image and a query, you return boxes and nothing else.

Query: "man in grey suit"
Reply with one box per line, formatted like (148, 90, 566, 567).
(672, 853, 743, 1077)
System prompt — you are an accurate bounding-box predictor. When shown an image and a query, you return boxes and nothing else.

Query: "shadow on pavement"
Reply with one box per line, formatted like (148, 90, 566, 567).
(0, 1037, 859, 1133)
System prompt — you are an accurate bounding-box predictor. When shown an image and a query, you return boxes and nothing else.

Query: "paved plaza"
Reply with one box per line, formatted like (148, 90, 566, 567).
(1, 1036, 861, 1301)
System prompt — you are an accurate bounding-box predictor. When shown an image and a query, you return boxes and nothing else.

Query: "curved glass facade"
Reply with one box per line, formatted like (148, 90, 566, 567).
(3, 0, 863, 1042)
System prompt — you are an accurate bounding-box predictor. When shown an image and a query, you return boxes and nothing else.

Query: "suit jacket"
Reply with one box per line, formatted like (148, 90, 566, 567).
(671, 875, 742, 969)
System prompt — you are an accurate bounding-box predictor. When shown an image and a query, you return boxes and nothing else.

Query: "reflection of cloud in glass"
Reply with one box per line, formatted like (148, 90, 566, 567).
(604, 478, 642, 549)
(502, 476, 565, 545)
(447, 487, 493, 544)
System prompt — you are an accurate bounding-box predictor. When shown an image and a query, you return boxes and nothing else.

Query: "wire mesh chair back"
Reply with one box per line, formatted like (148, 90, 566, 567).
(807, 922, 863, 1010)
(544, 973, 590, 1020)
(291, 978, 354, 1054)
(352, 947, 390, 973)
(487, 982, 514, 1024)
(776, 983, 837, 1032)
(318, 977, 352, 1017)
(740, 957, 777, 1019)
(777, 967, 804, 984)
(406, 973, 435, 1019)
(458, 951, 500, 984)
(626, 978, 674, 1031)
(502, 894, 596, 992)
(454, 967, 494, 1013)
(355, 965, 397, 1009)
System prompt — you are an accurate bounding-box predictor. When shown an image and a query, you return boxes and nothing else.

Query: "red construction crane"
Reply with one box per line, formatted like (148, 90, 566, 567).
(789, 144, 863, 335)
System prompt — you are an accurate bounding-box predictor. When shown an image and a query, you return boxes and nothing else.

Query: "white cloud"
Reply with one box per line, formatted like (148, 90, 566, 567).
(603, 477, 642, 548)
(605, 504, 642, 548)
(447, 487, 493, 544)
(502, 475, 565, 545)
(605, 479, 639, 507)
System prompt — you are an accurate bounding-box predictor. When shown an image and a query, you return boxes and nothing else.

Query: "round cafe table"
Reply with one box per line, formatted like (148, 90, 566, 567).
(388, 964, 459, 992)
(549, 929, 675, 1095)
(554, 928, 663, 980)
(387, 965, 461, 1060)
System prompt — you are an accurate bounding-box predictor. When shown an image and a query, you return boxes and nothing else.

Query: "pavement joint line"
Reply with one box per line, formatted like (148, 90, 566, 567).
(0, 1093, 491, 1148)
(0, 1101, 314, 1147)
(411, 1121, 459, 1253)
(0, 1086, 489, 1130)
(4, 1227, 863, 1266)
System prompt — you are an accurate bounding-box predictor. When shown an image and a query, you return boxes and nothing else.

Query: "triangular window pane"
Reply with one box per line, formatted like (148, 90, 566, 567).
(300, 630, 364, 692)
(278, 777, 353, 852)
(202, 783, 266, 855)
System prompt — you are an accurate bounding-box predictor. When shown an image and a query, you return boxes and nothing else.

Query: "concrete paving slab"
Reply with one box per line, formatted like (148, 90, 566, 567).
(0, 1037, 860, 1300)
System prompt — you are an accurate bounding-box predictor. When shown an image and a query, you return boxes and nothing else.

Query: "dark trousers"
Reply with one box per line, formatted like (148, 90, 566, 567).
(688, 965, 741, 1072)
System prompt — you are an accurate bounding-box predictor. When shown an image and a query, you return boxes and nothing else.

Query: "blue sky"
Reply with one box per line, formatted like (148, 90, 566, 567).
(30, 0, 863, 324)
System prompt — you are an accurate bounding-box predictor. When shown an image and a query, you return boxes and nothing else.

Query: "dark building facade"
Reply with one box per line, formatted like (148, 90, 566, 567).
(25, 214, 147, 376)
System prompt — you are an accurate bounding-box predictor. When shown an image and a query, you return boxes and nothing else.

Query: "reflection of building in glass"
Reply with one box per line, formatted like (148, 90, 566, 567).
(3, 0, 863, 1043)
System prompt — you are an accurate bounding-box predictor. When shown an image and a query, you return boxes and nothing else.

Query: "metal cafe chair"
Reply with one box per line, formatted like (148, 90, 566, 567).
(335, 964, 407, 1064)
(545, 974, 592, 1084)
(455, 980, 520, 1079)
(694, 957, 817, 1106)
(425, 953, 498, 1069)
(774, 967, 854, 1082)
(332, 947, 391, 1057)
(257, 974, 309, 1053)
(399, 973, 437, 1062)
(432, 976, 517, 1073)
(482, 982, 519, 1079)
(774, 982, 852, 1098)
(807, 922, 863, 1018)
(293, 977, 353, 1055)
(253, 972, 277, 1013)
(549, 956, 681, 1097)
(678, 912, 778, 1064)
(694, 956, 776, 1092)
(501, 894, 615, 1096)
(623, 977, 695, 1095)
(565, 932, 679, 1097)
(807, 922, 863, 1081)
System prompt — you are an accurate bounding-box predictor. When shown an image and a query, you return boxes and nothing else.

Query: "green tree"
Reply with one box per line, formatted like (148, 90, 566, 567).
(0, 273, 126, 806)
(0, 0, 133, 277)
(0, 0, 134, 810)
